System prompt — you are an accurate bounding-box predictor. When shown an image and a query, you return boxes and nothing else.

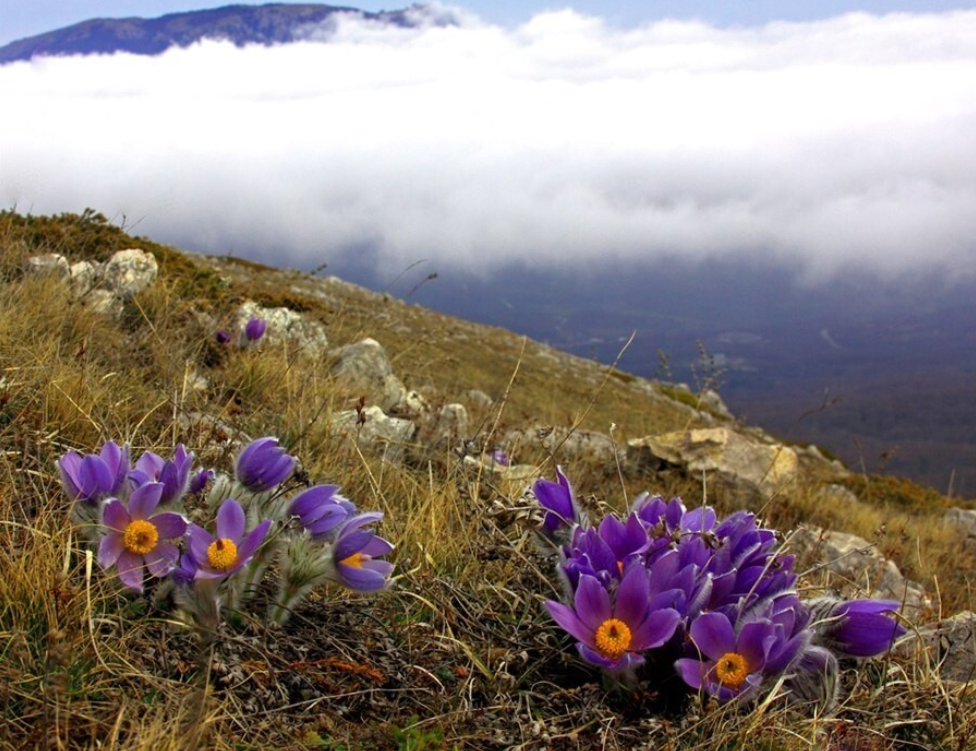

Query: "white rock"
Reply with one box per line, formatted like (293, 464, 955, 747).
(25, 253, 69, 278)
(103, 249, 158, 299)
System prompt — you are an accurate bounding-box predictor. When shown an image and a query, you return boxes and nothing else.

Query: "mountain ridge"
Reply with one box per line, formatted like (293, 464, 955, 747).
(0, 3, 436, 63)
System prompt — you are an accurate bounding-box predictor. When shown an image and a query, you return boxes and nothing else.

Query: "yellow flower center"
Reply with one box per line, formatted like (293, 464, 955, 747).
(594, 618, 632, 660)
(714, 651, 749, 690)
(207, 538, 239, 571)
(339, 552, 365, 569)
(122, 519, 159, 555)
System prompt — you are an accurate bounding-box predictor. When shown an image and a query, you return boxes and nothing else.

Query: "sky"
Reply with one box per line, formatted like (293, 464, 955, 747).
(2, 1, 976, 286)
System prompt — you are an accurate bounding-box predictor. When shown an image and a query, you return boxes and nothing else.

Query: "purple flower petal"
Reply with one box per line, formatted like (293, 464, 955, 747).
(235, 519, 272, 563)
(99, 532, 124, 568)
(101, 499, 131, 532)
(690, 612, 736, 662)
(116, 550, 145, 591)
(335, 528, 375, 562)
(545, 600, 593, 646)
(216, 499, 246, 543)
(574, 575, 611, 633)
(361, 535, 394, 558)
(736, 620, 773, 671)
(152, 511, 188, 539)
(57, 452, 83, 497)
(338, 562, 390, 592)
(632, 608, 681, 651)
(144, 542, 180, 578)
(675, 657, 706, 690)
(80, 455, 113, 499)
(288, 485, 340, 519)
(615, 566, 651, 627)
(128, 482, 163, 520)
(187, 523, 215, 563)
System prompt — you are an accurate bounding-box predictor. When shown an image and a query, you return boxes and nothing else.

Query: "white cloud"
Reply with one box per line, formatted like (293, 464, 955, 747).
(2, 8, 976, 283)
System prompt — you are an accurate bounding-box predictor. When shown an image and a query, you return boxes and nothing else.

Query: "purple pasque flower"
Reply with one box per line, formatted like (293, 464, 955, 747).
(533, 467, 581, 540)
(235, 436, 295, 492)
(491, 449, 510, 466)
(187, 498, 272, 580)
(560, 513, 650, 592)
(244, 317, 267, 342)
(129, 444, 195, 505)
(811, 598, 905, 658)
(545, 567, 681, 673)
(58, 440, 130, 504)
(189, 468, 214, 495)
(288, 484, 356, 542)
(675, 611, 774, 701)
(215, 329, 231, 344)
(98, 482, 187, 592)
(331, 512, 395, 592)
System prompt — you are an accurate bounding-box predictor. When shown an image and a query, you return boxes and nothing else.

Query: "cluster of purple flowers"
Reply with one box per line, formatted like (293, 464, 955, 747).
(57, 437, 394, 628)
(533, 468, 906, 706)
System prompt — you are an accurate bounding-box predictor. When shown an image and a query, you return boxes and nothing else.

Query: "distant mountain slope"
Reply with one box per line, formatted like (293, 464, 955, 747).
(0, 3, 439, 64)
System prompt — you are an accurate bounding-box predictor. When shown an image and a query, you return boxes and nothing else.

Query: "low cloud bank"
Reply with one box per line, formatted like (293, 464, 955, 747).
(2, 8, 975, 284)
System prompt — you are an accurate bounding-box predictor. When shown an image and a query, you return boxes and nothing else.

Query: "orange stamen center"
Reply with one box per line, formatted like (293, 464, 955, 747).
(594, 618, 632, 660)
(713, 651, 749, 690)
(339, 552, 365, 569)
(122, 519, 159, 555)
(207, 538, 238, 571)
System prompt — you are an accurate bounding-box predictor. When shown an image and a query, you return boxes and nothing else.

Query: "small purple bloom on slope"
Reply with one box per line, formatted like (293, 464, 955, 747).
(288, 484, 356, 542)
(331, 512, 395, 592)
(244, 317, 267, 342)
(235, 436, 295, 491)
(58, 440, 130, 504)
(533, 467, 580, 538)
(812, 598, 906, 658)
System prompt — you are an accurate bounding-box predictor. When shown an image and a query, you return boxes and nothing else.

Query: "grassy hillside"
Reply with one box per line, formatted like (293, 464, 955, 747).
(1, 210, 974, 750)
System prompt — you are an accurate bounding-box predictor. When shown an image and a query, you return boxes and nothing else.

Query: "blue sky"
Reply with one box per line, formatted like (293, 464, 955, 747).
(3, 0, 976, 45)
(2, 2, 976, 284)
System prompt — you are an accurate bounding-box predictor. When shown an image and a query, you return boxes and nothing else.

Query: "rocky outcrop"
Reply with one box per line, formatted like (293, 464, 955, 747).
(330, 338, 410, 415)
(627, 427, 799, 505)
(904, 611, 976, 683)
(26, 248, 158, 315)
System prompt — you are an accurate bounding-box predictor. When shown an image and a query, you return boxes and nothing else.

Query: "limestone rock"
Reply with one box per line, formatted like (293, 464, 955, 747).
(421, 403, 469, 449)
(904, 611, 976, 684)
(69, 260, 98, 297)
(394, 389, 430, 420)
(628, 427, 798, 502)
(25, 253, 70, 278)
(506, 425, 621, 468)
(465, 389, 494, 412)
(789, 525, 931, 620)
(332, 405, 415, 461)
(945, 507, 976, 552)
(102, 249, 158, 299)
(330, 338, 407, 414)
